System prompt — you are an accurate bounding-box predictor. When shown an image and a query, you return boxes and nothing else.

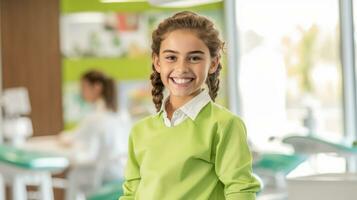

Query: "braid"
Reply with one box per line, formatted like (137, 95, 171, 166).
(206, 63, 222, 101)
(150, 64, 164, 112)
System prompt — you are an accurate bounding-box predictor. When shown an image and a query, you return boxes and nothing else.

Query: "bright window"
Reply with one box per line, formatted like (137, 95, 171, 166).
(236, 0, 343, 150)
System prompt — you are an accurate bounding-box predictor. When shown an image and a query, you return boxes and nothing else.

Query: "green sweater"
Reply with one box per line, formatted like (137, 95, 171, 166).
(119, 102, 261, 200)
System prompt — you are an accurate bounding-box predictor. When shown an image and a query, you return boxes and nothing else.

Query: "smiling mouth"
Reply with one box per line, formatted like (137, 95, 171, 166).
(170, 77, 195, 85)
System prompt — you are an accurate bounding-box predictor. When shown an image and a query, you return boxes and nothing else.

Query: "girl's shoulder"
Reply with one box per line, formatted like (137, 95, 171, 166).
(197, 102, 246, 130)
(204, 102, 243, 121)
(205, 103, 247, 137)
(129, 113, 162, 134)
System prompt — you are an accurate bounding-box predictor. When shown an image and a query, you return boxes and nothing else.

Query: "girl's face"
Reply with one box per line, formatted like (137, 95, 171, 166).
(153, 29, 219, 100)
(80, 79, 102, 103)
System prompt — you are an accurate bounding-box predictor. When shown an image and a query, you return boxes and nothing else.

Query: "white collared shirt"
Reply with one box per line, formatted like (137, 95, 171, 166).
(160, 90, 212, 127)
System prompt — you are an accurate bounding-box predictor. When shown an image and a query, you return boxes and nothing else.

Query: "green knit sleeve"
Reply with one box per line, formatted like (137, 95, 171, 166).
(119, 133, 141, 200)
(214, 117, 261, 200)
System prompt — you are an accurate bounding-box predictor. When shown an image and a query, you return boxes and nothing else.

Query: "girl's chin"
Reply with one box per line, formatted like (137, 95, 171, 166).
(168, 89, 192, 97)
(169, 91, 192, 97)
(168, 88, 201, 98)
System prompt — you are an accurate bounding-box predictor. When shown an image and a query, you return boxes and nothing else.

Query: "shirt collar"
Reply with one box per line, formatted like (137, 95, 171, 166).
(159, 89, 211, 121)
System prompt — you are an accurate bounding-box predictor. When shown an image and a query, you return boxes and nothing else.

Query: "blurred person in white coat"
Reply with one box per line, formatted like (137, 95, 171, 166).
(59, 70, 131, 200)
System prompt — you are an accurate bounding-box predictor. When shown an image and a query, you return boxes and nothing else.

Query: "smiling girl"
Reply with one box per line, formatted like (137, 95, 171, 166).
(119, 11, 261, 200)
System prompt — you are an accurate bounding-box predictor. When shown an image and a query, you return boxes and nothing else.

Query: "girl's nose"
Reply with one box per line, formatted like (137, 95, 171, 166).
(175, 59, 189, 72)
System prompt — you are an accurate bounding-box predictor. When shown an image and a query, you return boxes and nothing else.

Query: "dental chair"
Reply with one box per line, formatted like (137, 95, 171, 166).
(87, 180, 123, 200)
(282, 135, 357, 200)
(0, 173, 4, 200)
(283, 135, 357, 156)
(0, 144, 69, 200)
(253, 153, 307, 189)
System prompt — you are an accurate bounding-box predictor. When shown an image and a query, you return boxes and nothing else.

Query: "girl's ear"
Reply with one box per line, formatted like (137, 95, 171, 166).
(153, 53, 161, 73)
(208, 56, 220, 74)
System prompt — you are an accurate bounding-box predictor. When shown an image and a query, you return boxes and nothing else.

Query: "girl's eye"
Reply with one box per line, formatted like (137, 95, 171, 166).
(188, 56, 202, 63)
(165, 56, 177, 62)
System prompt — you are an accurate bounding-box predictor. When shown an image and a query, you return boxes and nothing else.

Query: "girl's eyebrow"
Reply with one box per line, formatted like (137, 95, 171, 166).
(188, 50, 205, 55)
(162, 49, 179, 54)
(162, 49, 205, 55)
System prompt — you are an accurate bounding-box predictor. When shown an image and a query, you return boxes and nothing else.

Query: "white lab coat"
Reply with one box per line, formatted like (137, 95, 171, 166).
(65, 99, 131, 199)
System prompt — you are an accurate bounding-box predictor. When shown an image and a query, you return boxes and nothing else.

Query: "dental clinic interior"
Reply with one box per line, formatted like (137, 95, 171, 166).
(1, 0, 357, 199)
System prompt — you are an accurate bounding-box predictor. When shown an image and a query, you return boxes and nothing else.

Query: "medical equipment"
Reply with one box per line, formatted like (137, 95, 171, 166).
(0, 173, 4, 200)
(87, 180, 123, 200)
(283, 135, 357, 200)
(0, 144, 69, 200)
(283, 135, 357, 156)
(287, 173, 357, 200)
(2, 87, 33, 146)
(253, 153, 306, 188)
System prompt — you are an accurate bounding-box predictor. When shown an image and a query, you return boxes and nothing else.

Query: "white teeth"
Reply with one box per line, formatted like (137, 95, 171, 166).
(172, 78, 192, 84)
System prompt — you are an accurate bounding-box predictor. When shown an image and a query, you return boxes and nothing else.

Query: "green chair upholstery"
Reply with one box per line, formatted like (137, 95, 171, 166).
(88, 180, 124, 200)
(0, 144, 69, 170)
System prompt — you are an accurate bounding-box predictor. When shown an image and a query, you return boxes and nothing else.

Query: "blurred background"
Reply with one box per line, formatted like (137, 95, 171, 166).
(1, 0, 357, 200)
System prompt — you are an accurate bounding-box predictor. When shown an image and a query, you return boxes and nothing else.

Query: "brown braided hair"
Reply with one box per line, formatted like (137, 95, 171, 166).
(151, 11, 224, 112)
(82, 70, 118, 112)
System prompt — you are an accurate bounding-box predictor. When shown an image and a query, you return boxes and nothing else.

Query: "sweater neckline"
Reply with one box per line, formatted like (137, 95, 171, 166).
(156, 101, 212, 129)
